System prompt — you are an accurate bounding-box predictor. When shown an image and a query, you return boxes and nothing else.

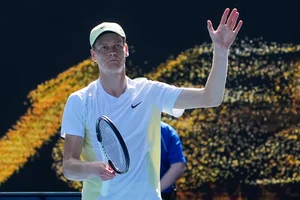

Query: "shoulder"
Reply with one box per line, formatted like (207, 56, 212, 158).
(129, 77, 175, 93)
(161, 122, 178, 139)
(129, 77, 170, 87)
(66, 79, 99, 105)
(128, 77, 148, 88)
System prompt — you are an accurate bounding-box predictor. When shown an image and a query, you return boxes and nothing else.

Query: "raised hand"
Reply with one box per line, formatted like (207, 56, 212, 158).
(207, 8, 243, 50)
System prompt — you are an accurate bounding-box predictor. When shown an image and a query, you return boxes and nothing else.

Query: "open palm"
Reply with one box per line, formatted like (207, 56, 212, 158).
(207, 8, 243, 49)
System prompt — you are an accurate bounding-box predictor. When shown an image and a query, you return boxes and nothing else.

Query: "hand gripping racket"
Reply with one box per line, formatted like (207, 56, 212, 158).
(96, 115, 130, 196)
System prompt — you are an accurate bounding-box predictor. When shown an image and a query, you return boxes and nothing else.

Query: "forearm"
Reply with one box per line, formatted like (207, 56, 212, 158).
(203, 46, 229, 106)
(63, 158, 97, 181)
(160, 163, 186, 192)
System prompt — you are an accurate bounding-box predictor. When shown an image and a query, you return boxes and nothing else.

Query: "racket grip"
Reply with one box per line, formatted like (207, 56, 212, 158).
(101, 180, 110, 196)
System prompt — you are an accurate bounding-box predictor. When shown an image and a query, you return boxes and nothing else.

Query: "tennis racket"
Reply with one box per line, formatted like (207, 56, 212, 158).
(96, 115, 130, 196)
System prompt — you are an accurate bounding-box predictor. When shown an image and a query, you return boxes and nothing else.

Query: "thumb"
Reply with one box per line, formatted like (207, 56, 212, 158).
(207, 20, 214, 33)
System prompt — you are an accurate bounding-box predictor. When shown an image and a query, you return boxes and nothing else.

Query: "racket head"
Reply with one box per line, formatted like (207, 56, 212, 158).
(96, 115, 130, 174)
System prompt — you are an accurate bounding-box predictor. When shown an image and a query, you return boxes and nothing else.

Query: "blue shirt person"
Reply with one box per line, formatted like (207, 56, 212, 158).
(160, 122, 186, 200)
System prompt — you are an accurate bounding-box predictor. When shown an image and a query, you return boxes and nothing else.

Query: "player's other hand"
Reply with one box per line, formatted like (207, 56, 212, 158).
(94, 162, 116, 181)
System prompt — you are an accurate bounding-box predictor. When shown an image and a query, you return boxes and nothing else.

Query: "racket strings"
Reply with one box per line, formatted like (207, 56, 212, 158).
(100, 121, 127, 172)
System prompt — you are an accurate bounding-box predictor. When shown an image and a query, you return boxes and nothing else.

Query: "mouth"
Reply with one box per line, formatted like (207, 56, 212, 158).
(107, 59, 119, 62)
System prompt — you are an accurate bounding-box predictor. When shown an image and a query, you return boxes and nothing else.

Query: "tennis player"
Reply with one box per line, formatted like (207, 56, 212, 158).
(61, 8, 243, 200)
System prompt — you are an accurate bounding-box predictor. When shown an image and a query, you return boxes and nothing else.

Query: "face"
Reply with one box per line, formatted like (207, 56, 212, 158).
(91, 32, 129, 74)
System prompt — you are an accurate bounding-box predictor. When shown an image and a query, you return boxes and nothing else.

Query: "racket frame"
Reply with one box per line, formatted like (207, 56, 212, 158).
(96, 115, 130, 174)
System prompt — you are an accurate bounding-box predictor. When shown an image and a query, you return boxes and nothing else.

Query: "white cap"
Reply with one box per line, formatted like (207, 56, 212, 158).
(89, 22, 126, 47)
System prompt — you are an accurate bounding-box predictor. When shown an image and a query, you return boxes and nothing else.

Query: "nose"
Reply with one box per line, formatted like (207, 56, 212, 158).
(108, 52, 117, 56)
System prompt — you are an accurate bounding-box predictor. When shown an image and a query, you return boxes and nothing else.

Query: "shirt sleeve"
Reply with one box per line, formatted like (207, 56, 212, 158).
(60, 92, 85, 138)
(166, 125, 186, 164)
(148, 80, 184, 118)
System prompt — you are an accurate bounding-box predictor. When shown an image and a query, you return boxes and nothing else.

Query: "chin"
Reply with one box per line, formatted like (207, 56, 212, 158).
(108, 65, 125, 73)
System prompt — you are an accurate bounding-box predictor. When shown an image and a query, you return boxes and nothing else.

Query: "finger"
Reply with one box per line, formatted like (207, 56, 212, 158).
(207, 20, 214, 32)
(220, 8, 230, 25)
(230, 12, 240, 30)
(99, 173, 115, 181)
(98, 163, 116, 179)
(106, 165, 115, 174)
(233, 20, 243, 35)
(106, 171, 116, 178)
(100, 173, 115, 181)
(226, 8, 237, 27)
(100, 169, 116, 180)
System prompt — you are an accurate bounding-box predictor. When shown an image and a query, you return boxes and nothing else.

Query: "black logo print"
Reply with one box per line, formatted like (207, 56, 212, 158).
(131, 101, 142, 109)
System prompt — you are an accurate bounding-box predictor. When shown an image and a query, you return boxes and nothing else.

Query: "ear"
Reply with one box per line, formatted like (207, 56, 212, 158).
(90, 48, 97, 62)
(125, 43, 129, 57)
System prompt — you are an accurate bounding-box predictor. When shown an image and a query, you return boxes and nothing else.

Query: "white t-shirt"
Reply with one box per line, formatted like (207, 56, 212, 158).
(61, 76, 184, 200)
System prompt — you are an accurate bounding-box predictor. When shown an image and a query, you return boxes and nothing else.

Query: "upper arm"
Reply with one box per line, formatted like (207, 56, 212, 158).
(61, 93, 86, 138)
(174, 87, 220, 109)
(170, 162, 186, 170)
(63, 134, 84, 162)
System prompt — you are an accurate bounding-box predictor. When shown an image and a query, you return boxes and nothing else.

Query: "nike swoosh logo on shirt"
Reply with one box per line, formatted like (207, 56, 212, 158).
(131, 101, 142, 109)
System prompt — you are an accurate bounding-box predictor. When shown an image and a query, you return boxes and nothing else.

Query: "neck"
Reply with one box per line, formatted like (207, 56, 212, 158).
(100, 71, 127, 98)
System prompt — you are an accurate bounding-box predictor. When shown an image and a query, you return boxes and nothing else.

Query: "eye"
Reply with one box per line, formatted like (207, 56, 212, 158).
(100, 46, 107, 50)
(116, 44, 123, 48)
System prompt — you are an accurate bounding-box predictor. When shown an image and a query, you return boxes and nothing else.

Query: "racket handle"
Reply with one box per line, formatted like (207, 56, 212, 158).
(101, 180, 110, 196)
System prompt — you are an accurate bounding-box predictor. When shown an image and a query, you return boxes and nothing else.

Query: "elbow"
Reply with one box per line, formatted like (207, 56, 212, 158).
(62, 161, 72, 180)
(209, 94, 223, 107)
(202, 89, 224, 107)
(182, 164, 187, 174)
(212, 99, 222, 107)
(179, 163, 186, 175)
(205, 99, 222, 108)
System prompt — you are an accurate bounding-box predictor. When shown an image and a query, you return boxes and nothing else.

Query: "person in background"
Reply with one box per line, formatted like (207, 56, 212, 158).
(160, 121, 186, 200)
